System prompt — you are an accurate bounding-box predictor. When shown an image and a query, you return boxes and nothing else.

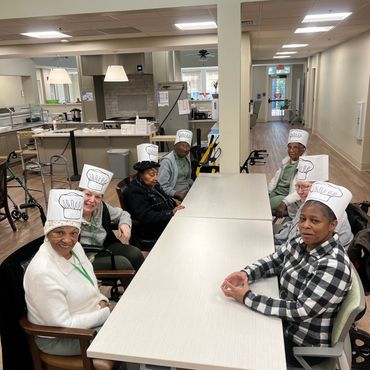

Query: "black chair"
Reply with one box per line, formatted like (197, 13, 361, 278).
(116, 177, 157, 251)
(0, 160, 17, 231)
(0, 237, 134, 370)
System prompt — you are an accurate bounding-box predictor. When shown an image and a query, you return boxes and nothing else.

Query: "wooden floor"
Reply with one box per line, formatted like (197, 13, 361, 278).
(0, 120, 369, 368)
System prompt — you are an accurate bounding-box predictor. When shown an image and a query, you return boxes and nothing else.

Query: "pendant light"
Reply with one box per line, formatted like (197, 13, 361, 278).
(104, 65, 129, 82)
(48, 68, 72, 84)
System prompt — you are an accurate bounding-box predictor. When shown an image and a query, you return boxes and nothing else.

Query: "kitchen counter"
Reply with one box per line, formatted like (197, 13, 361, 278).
(0, 122, 45, 134)
(34, 129, 154, 177)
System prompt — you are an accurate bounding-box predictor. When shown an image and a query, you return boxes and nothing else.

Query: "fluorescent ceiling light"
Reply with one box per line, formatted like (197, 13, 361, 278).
(276, 51, 297, 55)
(283, 44, 308, 48)
(21, 31, 71, 39)
(48, 68, 72, 84)
(273, 55, 291, 59)
(174, 21, 217, 30)
(302, 12, 352, 23)
(104, 65, 129, 82)
(295, 26, 335, 33)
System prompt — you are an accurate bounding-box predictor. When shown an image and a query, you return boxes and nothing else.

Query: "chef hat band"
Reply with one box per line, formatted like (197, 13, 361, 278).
(79, 164, 113, 194)
(44, 189, 84, 234)
(297, 155, 329, 181)
(287, 129, 309, 148)
(175, 129, 193, 146)
(137, 143, 159, 163)
(305, 181, 352, 220)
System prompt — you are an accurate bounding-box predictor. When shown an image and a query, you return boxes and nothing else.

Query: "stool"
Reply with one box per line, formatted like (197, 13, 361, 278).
(50, 155, 71, 189)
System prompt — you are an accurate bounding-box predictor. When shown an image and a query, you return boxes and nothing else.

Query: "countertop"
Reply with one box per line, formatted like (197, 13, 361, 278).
(188, 119, 217, 123)
(0, 122, 45, 134)
(33, 128, 153, 138)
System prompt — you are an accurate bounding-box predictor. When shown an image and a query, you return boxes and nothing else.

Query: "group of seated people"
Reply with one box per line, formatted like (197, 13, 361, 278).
(23, 126, 357, 367)
(22, 128, 194, 360)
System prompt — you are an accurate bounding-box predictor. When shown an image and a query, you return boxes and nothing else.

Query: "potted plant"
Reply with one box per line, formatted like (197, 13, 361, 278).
(212, 81, 219, 99)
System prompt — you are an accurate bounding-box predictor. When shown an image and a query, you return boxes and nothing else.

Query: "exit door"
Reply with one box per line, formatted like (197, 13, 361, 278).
(268, 75, 291, 121)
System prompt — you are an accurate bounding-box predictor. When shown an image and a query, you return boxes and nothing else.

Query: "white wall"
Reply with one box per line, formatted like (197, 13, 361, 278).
(314, 31, 370, 170)
(0, 76, 26, 106)
(0, 58, 39, 105)
(251, 66, 268, 122)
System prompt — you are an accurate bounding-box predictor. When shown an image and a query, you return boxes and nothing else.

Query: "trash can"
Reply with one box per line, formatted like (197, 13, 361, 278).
(107, 148, 129, 179)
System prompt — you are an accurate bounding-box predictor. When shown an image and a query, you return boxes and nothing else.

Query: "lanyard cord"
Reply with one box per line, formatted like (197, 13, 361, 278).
(90, 213, 97, 246)
(71, 251, 95, 287)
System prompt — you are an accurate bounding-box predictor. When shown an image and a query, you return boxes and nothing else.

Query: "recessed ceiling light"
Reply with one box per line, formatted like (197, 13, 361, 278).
(276, 51, 297, 55)
(174, 21, 217, 30)
(273, 55, 291, 59)
(302, 12, 352, 23)
(60, 39, 70, 43)
(282, 44, 308, 48)
(295, 26, 335, 33)
(21, 31, 71, 39)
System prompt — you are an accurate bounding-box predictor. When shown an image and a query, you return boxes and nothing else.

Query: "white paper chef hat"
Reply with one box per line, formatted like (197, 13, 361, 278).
(305, 181, 352, 220)
(137, 143, 159, 163)
(175, 129, 193, 146)
(287, 129, 309, 148)
(44, 189, 84, 234)
(79, 164, 113, 194)
(297, 155, 329, 181)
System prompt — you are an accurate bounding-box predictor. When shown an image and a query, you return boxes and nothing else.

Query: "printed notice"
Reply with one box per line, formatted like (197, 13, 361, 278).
(82, 91, 94, 102)
(177, 99, 190, 115)
(158, 91, 169, 107)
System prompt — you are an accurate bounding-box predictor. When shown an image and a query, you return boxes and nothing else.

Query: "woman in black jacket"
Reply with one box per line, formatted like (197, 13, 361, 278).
(124, 158, 184, 242)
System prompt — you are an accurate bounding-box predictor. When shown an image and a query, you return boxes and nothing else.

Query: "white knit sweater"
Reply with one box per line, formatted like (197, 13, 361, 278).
(24, 240, 110, 329)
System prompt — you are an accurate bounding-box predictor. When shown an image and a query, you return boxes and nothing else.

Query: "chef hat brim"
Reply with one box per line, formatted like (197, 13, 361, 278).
(44, 220, 81, 236)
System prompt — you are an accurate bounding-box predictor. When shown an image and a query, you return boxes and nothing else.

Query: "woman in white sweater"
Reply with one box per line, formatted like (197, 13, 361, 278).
(23, 189, 113, 355)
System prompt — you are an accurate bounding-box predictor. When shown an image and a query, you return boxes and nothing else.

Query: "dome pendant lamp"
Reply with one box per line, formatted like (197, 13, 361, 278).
(48, 68, 72, 84)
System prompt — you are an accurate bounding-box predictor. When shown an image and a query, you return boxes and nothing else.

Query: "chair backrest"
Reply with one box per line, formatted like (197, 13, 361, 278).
(0, 236, 44, 370)
(331, 267, 366, 346)
(116, 176, 133, 210)
(0, 161, 7, 207)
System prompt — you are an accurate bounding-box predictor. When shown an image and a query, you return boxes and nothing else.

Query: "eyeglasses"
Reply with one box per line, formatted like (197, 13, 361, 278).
(295, 184, 311, 191)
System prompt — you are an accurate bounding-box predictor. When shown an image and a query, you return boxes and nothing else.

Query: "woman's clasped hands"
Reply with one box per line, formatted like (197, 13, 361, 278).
(221, 271, 250, 303)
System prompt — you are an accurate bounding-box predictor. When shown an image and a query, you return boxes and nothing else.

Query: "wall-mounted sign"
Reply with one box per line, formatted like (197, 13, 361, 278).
(82, 91, 94, 102)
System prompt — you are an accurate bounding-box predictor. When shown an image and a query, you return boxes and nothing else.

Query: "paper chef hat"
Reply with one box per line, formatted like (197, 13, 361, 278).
(44, 189, 84, 235)
(79, 164, 113, 194)
(175, 129, 193, 146)
(137, 143, 159, 163)
(297, 155, 329, 181)
(305, 181, 352, 220)
(287, 129, 309, 148)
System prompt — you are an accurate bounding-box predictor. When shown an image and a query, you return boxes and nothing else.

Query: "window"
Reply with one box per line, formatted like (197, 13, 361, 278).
(181, 67, 218, 100)
(37, 68, 80, 104)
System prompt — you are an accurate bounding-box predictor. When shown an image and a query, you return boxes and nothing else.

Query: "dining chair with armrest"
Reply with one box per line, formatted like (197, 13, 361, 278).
(0, 235, 134, 370)
(288, 267, 366, 370)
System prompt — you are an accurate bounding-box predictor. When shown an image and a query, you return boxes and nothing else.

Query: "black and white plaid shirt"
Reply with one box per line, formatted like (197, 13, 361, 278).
(242, 233, 351, 346)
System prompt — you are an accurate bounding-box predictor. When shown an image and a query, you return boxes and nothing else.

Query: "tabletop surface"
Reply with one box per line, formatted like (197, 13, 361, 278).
(87, 216, 286, 370)
(177, 173, 272, 221)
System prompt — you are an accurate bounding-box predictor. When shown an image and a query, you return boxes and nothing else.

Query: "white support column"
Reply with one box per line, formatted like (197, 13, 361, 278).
(218, 1, 241, 173)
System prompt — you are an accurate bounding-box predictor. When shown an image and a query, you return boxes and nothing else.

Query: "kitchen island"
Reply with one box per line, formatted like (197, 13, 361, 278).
(33, 128, 154, 177)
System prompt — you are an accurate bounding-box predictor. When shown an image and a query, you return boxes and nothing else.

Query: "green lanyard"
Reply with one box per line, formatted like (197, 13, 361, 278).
(71, 251, 95, 287)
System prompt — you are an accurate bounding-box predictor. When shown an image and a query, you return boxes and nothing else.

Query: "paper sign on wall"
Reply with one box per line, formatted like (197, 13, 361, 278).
(177, 99, 190, 115)
(158, 91, 169, 107)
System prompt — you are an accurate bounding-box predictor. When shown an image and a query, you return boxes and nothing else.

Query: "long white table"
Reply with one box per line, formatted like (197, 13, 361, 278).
(177, 173, 272, 221)
(87, 217, 286, 370)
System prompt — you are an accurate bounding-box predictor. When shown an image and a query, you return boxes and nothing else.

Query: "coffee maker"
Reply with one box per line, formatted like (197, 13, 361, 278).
(70, 108, 81, 122)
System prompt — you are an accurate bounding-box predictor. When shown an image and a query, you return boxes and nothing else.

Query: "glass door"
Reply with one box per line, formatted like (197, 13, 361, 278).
(268, 76, 288, 121)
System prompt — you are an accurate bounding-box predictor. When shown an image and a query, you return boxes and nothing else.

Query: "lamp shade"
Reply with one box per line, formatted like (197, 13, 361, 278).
(104, 65, 129, 82)
(48, 68, 72, 84)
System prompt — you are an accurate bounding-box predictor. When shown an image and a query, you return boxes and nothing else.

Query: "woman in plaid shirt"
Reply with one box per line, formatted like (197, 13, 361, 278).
(221, 182, 352, 367)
